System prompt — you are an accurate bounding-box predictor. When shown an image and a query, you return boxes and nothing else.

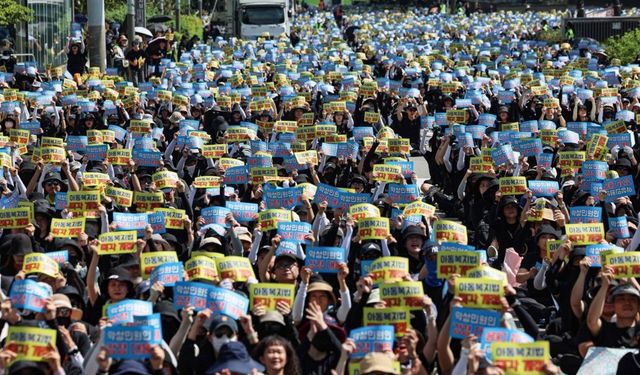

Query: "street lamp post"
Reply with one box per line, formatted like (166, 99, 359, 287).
(87, 0, 107, 71)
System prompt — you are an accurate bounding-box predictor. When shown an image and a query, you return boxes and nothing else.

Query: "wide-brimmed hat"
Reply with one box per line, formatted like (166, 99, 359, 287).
(205, 342, 264, 375)
(360, 352, 399, 374)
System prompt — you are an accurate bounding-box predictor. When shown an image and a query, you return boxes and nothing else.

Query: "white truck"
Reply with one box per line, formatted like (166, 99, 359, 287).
(210, 0, 291, 39)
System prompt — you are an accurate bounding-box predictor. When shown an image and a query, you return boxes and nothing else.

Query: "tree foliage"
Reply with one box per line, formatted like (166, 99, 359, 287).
(0, 0, 33, 26)
(604, 28, 640, 65)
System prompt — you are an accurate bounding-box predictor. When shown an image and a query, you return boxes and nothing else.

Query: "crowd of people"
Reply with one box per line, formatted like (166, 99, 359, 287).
(1, 4, 640, 375)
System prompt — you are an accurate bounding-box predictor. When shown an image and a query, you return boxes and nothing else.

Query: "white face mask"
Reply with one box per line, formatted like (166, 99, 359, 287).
(211, 335, 236, 353)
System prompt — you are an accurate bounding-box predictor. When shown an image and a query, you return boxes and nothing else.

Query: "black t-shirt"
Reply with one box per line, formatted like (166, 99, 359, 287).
(617, 352, 640, 375)
(125, 49, 145, 70)
(595, 320, 636, 348)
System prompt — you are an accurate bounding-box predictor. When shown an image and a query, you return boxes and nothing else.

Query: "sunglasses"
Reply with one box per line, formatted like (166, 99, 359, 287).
(275, 261, 297, 270)
(46, 181, 60, 186)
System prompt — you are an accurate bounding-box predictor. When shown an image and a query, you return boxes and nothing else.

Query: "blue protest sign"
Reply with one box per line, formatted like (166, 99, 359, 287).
(225, 201, 259, 222)
(19, 121, 41, 135)
(607, 133, 632, 149)
(338, 190, 371, 209)
(132, 149, 162, 168)
(520, 120, 538, 133)
(449, 306, 501, 339)
(306, 246, 347, 273)
(514, 138, 542, 157)
(539, 120, 556, 130)
(478, 113, 496, 126)
(385, 161, 414, 178)
(603, 175, 636, 202)
(86, 144, 108, 162)
(108, 125, 128, 142)
(353, 126, 375, 140)
(201, 206, 232, 227)
(9, 279, 51, 313)
(528, 180, 559, 197)
(609, 216, 630, 239)
(264, 186, 303, 210)
(150, 262, 184, 287)
(223, 166, 249, 185)
(132, 313, 163, 342)
(54, 192, 67, 211)
(106, 299, 153, 323)
(349, 326, 395, 358)
(45, 250, 69, 266)
(466, 125, 486, 140)
(388, 184, 419, 205)
(537, 153, 553, 169)
(174, 281, 216, 311)
(491, 144, 513, 166)
(569, 206, 602, 224)
(586, 244, 623, 267)
(206, 286, 249, 320)
(104, 325, 161, 360)
(480, 328, 534, 362)
(66, 135, 88, 153)
(113, 212, 148, 235)
(277, 221, 312, 243)
(247, 155, 273, 168)
(147, 211, 166, 235)
(314, 183, 341, 208)
(582, 161, 608, 181)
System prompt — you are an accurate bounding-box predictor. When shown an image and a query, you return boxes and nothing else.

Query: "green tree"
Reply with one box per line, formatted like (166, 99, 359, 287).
(604, 28, 640, 65)
(0, 0, 32, 25)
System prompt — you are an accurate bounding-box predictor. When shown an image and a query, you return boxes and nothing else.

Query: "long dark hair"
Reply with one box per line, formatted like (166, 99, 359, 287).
(254, 335, 302, 375)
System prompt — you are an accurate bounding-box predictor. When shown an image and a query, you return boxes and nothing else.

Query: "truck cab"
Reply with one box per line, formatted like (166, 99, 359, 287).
(237, 0, 290, 39)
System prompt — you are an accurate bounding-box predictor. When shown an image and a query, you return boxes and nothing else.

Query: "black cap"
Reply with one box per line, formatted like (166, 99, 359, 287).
(0, 233, 33, 256)
(401, 225, 427, 243)
(209, 314, 238, 332)
(535, 224, 561, 242)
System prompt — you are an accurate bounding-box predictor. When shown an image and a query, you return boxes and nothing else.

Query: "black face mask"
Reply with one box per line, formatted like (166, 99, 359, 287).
(258, 323, 284, 338)
(311, 331, 334, 353)
(57, 317, 71, 327)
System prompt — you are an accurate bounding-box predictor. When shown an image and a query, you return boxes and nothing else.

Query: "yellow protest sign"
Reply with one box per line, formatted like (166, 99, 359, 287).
(587, 133, 608, 160)
(539, 129, 557, 146)
(226, 127, 254, 142)
(499, 177, 527, 196)
(316, 124, 337, 137)
(40, 147, 66, 164)
(446, 109, 468, 124)
(87, 129, 103, 144)
(6, 326, 57, 362)
(83, 172, 110, 187)
(565, 223, 604, 245)
(364, 111, 379, 123)
(185, 256, 218, 281)
(154, 208, 185, 229)
(23, 253, 59, 277)
(140, 251, 179, 278)
(50, 217, 85, 238)
(97, 231, 137, 255)
(403, 201, 436, 218)
(106, 149, 132, 165)
(558, 151, 585, 176)
(259, 209, 292, 231)
(133, 191, 164, 212)
(128, 119, 152, 134)
(437, 251, 481, 278)
(215, 256, 255, 282)
(66, 190, 100, 217)
(469, 156, 493, 173)
(368, 256, 409, 284)
(433, 220, 468, 244)
(358, 217, 390, 240)
(249, 283, 296, 311)
(388, 138, 410, 155)
(294, 150, 318, 166)
(218, 157, 245, 171)
(0, 207, 31, 228)
(41, 136, 64, 148)
(193, 176, 222, 189)
(202, 144, 227, 159)
(491, 341, 550, 375)
(605, 120, 626, 134)
(274, 120, 298, 133)
(152, 171, 178, 190)
(545, 240, 565, 260)
(466, 265, 508, 285)
(104, 186, 133, 207)
(604, 251, 640, 279)
(372, 164, 402, 183)
(349, 203, 381, 222)
(455, 277, 504, 309)
(363, 307, 411, 337)
(380, 281, 424, 309)
(250, 167, 278, 184)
